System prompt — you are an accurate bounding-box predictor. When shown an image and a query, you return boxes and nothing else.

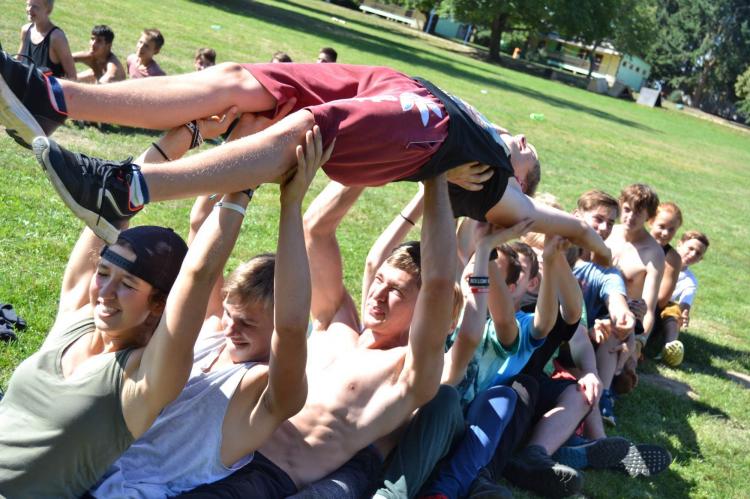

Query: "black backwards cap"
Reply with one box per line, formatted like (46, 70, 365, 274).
(100, 226, 188, 294)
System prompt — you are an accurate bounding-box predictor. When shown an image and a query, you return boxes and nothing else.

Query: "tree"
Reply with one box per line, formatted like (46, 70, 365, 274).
(644, 0, 750, 115)
(444, 0, 552, 61)
(551, 0, 657, 78)
(736, 66, 750, 118)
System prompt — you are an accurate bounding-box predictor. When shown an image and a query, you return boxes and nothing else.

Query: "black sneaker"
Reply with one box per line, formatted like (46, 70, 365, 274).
(503, 445, 583, 498)
(0, 51, 66, 147)
(33, 137, 148, 243)
(553, 436, 631, 470)
(613, 443, 672, 477)
(467, 467, 513, 499)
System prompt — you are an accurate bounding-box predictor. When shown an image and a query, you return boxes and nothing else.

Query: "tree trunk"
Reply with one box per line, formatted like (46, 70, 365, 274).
(587, 40, 600, 79)
(489, 12, 508, 61)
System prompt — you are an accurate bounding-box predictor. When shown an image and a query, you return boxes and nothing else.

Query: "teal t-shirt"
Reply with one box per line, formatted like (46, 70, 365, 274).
(450, 311, 545, 406)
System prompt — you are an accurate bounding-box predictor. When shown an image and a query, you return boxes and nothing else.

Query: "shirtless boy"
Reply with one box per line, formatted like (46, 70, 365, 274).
(179, 175, 457, 497)
(0, 54, 610, 267)
(607, 184, 665, 355)
(72, 25, 126, 84)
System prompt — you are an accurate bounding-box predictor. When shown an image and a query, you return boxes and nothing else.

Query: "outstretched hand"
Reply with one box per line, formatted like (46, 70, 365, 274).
(280, 125, 334, 205)
(446, 162, 494, 191)
(197, 106, 240, 140)
(227, 98, 299, 141)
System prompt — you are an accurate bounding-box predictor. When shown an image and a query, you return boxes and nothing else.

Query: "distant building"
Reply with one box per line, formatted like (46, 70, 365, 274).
(532, 34, 651, 91)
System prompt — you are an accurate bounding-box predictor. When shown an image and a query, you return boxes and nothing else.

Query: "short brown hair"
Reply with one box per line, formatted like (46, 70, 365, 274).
(525, 157, 541, 197)
(385, 241, 421, 287)
(577, 190, 619, 217)
(680, 230, 710, 248)
(142, 29, 165, 50)
(652, 202, 683, 226)
(223, 253, 275, 309)
(509, 241, 539, 280)
(195, 47, 216, 65)
(496, 243, 522, 285)
(619, 184, 659, 219)
(272, 51, 292, 63)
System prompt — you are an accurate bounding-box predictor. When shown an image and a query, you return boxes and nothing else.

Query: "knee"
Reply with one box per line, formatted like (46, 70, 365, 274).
(560, 384, 589, 417)
(206, 62, 248, 91)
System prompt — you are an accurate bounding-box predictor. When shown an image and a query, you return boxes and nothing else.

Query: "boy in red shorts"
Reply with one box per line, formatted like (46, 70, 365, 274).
(0, 55, 610, 265)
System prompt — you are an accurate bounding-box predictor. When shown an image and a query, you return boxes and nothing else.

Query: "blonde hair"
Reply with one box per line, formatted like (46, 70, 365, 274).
(385, 242, 421, 287)
(652, 202, 683, 227)
(223, 253, 275, 309)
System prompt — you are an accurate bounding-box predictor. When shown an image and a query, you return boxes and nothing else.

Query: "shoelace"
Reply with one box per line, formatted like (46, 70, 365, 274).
(76, 152, 134, 224)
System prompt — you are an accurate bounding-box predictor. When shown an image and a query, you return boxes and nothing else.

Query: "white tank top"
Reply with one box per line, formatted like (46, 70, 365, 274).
(91, 330, 257, 498)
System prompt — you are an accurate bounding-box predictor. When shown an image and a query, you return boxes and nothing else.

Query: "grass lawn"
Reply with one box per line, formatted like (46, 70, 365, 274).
(1, 1, 749, 497)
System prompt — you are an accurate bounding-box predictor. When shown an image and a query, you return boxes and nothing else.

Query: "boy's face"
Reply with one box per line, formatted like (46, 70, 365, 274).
(577, 205, 618, 240)
(508, 134, 538, 194)
(89, 35, 111, 57)
(363, 263, 419, 339)
(619, 201, 649, 233)
(221, 296, 275, 363)
(317, 51, 334, 63)
(136, 34, 158, 61)
(678, 238, 707, 267)
(650, 210, 681, 247)
(26, 0, 51, 23)
(194, 56, 212, 72)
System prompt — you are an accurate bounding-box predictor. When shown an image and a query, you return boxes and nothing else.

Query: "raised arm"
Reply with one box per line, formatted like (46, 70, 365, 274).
(531, 236, 561, 339)
(361, 185, 424, 319)
(262, 127, 331, 420)
(303, 180, 364, 331)
(50, 228, 105, 336)
(403, 174, 457, 407)
(545, 236, 583, 325)
(128, 190, 249, 437)
(569, 323, 602, 406)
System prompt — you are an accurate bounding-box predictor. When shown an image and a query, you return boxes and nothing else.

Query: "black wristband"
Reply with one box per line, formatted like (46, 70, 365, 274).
(468, 276, 490, 287)
(185, 120, 204, 149)
(242, 188, 254, 201)
(400, 213, 415, 226)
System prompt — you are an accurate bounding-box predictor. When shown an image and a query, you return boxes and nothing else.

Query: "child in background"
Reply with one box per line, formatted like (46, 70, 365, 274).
(194, 47, 215, 71)
(672, 231, 710, 333)
(126, 28, 166, 78)
(647, 202, 685, 366)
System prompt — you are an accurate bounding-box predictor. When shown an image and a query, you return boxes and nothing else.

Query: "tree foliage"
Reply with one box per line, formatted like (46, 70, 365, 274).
(644, 0, 750, 113)
(736, 66, 750, 118)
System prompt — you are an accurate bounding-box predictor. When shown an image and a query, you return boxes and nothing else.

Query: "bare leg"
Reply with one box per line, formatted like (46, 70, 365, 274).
(485, 182, 611, 263)
(596, 334, 620, 391)
(582, 407, 607, 440)
(663, 317, 680, 344)
(527, 385, 590, 455)
(59, 63, 276, 128)
(142, 110, 315, 200)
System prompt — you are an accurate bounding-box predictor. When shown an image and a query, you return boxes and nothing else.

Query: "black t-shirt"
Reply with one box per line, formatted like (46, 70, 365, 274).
(522, 311, 580, 377)
(406, 78, 513, 221)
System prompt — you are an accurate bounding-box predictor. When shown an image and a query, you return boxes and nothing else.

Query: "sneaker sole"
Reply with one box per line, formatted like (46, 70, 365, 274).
(0, 74, 45, 149)
(33, 137, 120, 244)
(554, 436, 631, 470)
(614, 443, 672, 477)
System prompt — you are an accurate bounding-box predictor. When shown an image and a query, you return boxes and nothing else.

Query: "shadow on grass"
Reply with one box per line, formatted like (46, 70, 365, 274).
(187, 0, 656, 132)
(610, 375, 723, 498)
(681, 330, 750, 377)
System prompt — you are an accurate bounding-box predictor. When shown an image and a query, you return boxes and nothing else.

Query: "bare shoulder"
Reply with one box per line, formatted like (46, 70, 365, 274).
(642, 237, 665, 266)
(20, 23, 32, 35)
(49, 27, 69, 43)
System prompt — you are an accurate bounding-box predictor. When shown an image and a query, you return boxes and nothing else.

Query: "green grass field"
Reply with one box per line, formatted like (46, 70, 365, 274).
(1, 1, 749, 497)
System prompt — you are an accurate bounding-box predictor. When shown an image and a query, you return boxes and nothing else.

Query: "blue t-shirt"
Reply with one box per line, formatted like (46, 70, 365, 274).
(573, 261, 626, 329)
(450, 311, 545, 406)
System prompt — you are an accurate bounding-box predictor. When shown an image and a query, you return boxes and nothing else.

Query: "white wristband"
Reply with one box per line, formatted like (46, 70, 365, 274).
(215, 201, 246, 216)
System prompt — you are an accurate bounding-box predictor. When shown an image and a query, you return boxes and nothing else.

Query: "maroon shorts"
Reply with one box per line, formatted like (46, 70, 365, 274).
(242, 64, 449, 186)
